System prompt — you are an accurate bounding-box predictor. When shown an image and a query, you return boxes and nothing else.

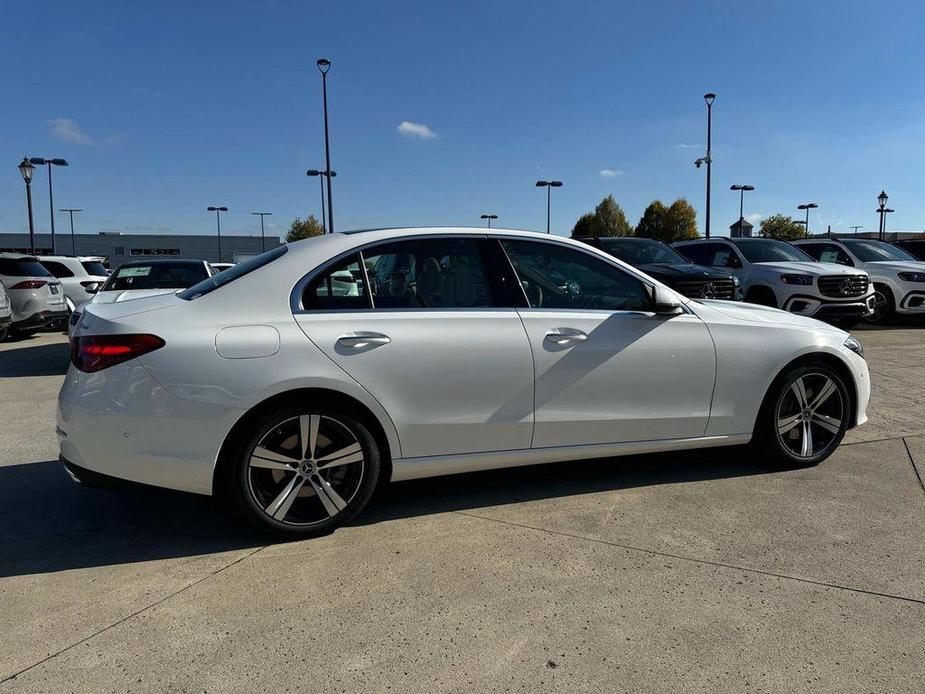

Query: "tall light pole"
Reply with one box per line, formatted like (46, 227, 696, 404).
(17, 157, 36, 255)
(60, 208, 83, 255)
(849, 225, 863, 235)
(316, 58, 335, 234)
(698, 93, 716, 238)
(797, 202, 818, 236)
(207, 206, 228, 262)
(535, 180, 563, 234)
(730, 184, 755, 221)
(251, 212, 272, 252)
(306, 169, 337, 233)
(29, 157, 68, 254)
(876, 190, 891, 241)
(480, 214, 498, 228)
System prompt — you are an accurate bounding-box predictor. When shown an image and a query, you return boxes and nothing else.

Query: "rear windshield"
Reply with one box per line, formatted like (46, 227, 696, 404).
(179, 245, 289, 300)
(0, 258, 53, 277)
(102, 262, 209, 291)
(81, 260, 108, 276)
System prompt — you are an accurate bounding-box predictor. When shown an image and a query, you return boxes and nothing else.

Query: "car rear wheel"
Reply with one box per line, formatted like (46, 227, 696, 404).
(231, 407, 380, 538)
(753, 364, 850, 468)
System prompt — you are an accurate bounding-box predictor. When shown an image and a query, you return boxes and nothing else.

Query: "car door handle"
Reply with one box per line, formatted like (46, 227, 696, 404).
(544, 328, 588, 345)
(336, 332, 391, 348)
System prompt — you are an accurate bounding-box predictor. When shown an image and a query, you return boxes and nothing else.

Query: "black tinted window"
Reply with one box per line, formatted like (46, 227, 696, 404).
(104, 262, 208, 291)
(365, 237, 495, 309)
(801, 243, 853, 266)
(677, 243, 739, 268)
(0, 258, 53, 277)
(40, 261, 74, 278)
(180, 246, 288, 300)
(501, 240, 650, 311)
(81, 261, 108, 276)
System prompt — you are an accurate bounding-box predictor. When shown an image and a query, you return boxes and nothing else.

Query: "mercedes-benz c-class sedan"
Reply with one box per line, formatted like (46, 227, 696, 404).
(60, 228, 870, 537)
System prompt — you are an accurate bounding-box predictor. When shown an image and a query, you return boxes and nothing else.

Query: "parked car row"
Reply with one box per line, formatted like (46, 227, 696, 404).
(61, 227, 872, 538)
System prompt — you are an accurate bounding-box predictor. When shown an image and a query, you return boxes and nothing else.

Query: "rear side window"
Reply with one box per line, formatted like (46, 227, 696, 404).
(302, 253, 369, 310)
(81, 260, 108, 276)
(41, 261, 75, 278)
(179, 246, 288, 300)
(105, 262, 208, 291)
(0, 258, 53, 277)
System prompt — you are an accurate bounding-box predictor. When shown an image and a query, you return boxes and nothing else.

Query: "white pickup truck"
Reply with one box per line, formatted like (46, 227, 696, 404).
(673, 237, 875, 325)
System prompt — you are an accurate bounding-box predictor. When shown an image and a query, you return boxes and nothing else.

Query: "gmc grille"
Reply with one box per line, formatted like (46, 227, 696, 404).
(818, 275, 869, 298)
(673, 279, 737, 300)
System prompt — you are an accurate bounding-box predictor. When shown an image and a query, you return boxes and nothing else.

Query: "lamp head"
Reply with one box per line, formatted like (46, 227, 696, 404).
(704, 93, 716, 105)
(549, 181, 563, 187)
(316, 58, 331, 74)
(536, 180, 548, 187)
(18, 157, 34, 184)
(877, 190, 888, 208)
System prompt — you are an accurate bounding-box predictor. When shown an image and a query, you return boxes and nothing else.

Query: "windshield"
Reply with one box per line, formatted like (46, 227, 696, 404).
(0, 258, 53, 278)
(842, 239, 917, 262)
(102, 262, 208, 291)
(731, 239, 814, 263)
(179, 245, 288, 300)
(81, 260, 108, 276)
(597, 238, 689, 265)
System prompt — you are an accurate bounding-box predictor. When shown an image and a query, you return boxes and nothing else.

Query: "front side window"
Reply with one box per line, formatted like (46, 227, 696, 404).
(501, 240, 651, 311)
(677, 243, 739, 268)
(801, 243, 853, 266)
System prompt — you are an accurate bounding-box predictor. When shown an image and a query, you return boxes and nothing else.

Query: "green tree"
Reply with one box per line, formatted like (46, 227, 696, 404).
(593, 195, 634, 237)
(664, 198, 698, 241)
(759, 213, 806, 240)
(634, 200, 669, 240)
(286, 215, 325, 242)
(571, 213, 597, 238)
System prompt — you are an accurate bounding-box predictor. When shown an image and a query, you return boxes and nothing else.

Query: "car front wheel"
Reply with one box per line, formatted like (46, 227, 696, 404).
(753, 364, 850, 468)
(231, 407, 381, 538)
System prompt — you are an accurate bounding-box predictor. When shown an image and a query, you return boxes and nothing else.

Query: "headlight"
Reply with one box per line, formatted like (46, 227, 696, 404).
(780, 274, 814, 285)
(844, 335, 864, 359)
(898, 271, 925, 282)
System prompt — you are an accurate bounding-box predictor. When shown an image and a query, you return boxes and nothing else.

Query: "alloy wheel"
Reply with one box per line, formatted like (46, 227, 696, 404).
(775, 372, 845, 459)
(246, 414, 365, 526)
(865, 290, 889, 323)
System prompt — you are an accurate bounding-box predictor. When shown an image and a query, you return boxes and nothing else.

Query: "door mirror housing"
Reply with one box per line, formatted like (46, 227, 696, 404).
(652, 285, 683, 315)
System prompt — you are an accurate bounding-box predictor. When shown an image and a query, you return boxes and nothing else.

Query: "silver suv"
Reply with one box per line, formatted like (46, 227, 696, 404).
(0, 283, 11, 341)
(0, 253, 68, 336)
(38, 256, 109, 313)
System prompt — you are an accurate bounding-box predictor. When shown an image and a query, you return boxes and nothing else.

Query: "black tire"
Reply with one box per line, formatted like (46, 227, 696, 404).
(864, 284, 895, 325)
(0, 326, 7, 342)
(752, 363, 850, 469)
(229, 406, 380, 539)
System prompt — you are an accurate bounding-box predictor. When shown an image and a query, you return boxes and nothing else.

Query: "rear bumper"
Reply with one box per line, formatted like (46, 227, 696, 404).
(12, 309, 68, 330)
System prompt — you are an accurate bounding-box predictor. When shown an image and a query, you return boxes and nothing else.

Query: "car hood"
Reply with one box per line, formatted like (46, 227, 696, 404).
(636, 263, 732, 280)
(752, 261, 863, 276)
(92, 288, 181, 304)
(864, 261, 925, 274)
(692, 298, 846, 333)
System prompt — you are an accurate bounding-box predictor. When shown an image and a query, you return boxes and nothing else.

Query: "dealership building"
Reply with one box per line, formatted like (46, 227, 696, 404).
(0, 232, 283, 266)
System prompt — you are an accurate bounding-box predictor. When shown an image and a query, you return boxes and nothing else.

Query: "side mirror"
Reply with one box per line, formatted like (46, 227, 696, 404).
(652, 285, 683, 315)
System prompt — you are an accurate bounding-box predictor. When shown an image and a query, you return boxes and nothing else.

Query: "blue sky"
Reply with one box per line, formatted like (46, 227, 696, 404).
(2, 0, 924, 241)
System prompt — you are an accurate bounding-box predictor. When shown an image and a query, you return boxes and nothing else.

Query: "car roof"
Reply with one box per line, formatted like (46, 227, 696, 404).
(39, 255, 106, 262)
(588, 236, 666, 244)
(0, 252, 41, 261)
(116, 258, 205, 266)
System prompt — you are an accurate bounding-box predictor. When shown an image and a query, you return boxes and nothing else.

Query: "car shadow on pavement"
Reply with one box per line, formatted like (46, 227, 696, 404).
(0, 341, 70, 377)
(0, 460, 264, 578)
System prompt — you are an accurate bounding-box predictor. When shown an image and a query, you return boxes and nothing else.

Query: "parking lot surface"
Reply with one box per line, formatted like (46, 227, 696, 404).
(1, 327, 923, 692)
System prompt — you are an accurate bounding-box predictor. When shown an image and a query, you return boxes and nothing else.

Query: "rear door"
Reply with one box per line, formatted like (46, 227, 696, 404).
(499, 238, 716, 447)
(293, 235, 535, 458)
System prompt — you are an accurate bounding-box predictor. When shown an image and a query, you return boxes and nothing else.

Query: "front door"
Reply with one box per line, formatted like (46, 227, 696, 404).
(499, 238, 716, 448)
(293, 235, 534, 458)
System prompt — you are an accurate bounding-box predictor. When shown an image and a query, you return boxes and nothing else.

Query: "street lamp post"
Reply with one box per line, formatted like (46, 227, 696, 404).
(60, 208, 83, 255)
(251, 212, 272, 252)
(29, 157, 68, 254)
(207, 206, 228, 262)
(480, 214, 498, 228)
(697, 93, 716, 238)
(730, 184, 755, 222)
(797, 203, 819, 236)
(849, 225, 863, 235)
(876, 190, 890, 241)
(306, 169, 337, 233)
(535, 180, 563, 234)
(17, 157, 36, 255)
(316, 58, 335, 234)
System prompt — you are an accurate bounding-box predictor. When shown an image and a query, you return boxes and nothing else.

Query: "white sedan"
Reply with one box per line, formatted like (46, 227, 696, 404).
(59, 228, 870, 538)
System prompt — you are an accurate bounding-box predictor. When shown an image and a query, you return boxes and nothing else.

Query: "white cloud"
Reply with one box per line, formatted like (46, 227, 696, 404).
(599, 169, 624, 178)
(397, 121, 437, 139)
(47, 118, 93, 145)
(746, 213, 763, 224)
(677, 143, 703, 149)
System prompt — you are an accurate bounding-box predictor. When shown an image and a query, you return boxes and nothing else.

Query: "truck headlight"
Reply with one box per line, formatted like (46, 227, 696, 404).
(898, 271, 925, 282)
(844, 335, 864, 359)
(780, 274, 813, 285)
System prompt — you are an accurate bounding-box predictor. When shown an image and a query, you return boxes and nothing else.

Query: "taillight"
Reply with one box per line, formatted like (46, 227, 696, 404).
(11, 280, 47, 289)
(70, 334, 166, 373)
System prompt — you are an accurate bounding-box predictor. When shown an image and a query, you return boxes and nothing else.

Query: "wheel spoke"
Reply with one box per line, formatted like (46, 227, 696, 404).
(801, 420, 814, 457)
(310, 475, 347, 517)
(266, 474, 306, 521)
(250, 455, 297, 472)
(777, 413, 801, 436)
(317, 442, 363, 468)
(812, 413, 842, 435)
(300, 414, 320, 459)
(253, 446, 300, 465)
(791, 377, 809, 409)
(809, 378, 837, 410)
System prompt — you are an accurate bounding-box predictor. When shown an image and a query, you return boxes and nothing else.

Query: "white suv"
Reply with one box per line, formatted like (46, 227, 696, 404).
(38, 256, 109, 314)
(0, 253, 68, 336)
(793, 238, 925, 323)
(674, 238, 875, 325)
(0, 283, 11, 341)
